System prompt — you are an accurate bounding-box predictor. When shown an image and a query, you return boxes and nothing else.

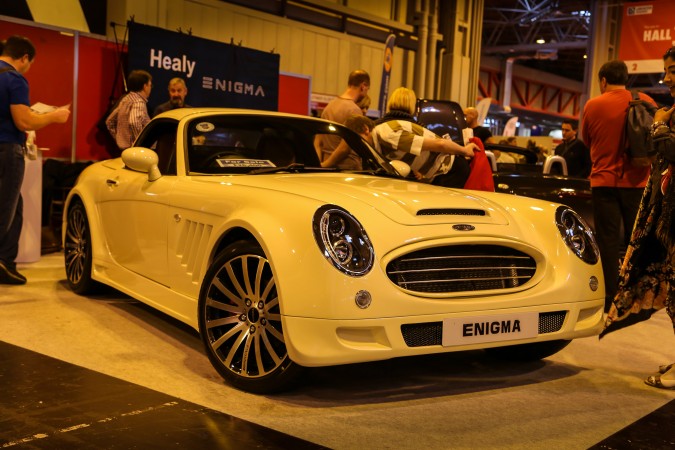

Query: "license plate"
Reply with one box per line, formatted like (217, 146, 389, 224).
(442, 312, 539, 346)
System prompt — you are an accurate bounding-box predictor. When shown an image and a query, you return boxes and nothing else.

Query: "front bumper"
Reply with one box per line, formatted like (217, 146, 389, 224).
(283, 299, 603, 366)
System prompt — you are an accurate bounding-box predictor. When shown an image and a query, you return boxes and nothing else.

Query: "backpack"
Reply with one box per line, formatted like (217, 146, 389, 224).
(625, 91, 658, 167)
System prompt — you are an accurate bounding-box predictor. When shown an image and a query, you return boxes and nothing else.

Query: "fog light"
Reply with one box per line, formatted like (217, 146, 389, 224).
(355, 290, 372, 309)
(589, 276, 598, 292)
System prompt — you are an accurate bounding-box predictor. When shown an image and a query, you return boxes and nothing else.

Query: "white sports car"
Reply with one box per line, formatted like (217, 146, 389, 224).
(63, 108, 604, 393)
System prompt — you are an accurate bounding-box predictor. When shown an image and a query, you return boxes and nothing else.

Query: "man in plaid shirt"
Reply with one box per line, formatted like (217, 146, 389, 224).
(106, 70, 153, 150)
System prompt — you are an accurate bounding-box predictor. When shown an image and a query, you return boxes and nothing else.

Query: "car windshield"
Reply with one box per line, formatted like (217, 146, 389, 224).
(185, 115, 396, 176)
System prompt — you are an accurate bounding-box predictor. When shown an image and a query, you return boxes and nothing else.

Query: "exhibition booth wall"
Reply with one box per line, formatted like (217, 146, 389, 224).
(1, 17, 119, 161)
(1, 16, 312, 162)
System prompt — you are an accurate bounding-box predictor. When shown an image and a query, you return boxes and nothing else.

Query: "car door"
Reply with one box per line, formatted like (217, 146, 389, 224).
(164, 116, 252, 299)
(96, 120, 178, 285)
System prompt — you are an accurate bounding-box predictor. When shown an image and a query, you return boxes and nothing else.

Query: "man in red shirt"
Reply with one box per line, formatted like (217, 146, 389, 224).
(581, 60, 656, 312)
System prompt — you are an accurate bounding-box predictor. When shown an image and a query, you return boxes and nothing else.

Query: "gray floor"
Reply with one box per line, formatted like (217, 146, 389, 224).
(2, 252, 674, 449)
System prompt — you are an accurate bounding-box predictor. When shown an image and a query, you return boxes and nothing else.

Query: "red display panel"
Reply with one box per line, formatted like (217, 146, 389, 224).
(75, 35, 125, 160)
(1, 20, 74, 158)
(278, 72, 311, 116)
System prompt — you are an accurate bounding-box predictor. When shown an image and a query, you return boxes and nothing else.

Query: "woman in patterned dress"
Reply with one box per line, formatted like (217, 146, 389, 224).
(600, 47, 675, 389)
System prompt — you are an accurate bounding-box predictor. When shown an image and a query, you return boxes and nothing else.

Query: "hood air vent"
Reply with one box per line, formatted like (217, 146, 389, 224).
(417, 208, 486, 216)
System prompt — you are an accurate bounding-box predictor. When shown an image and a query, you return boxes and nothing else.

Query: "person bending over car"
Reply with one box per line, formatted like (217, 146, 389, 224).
(371, 87, 477, 188)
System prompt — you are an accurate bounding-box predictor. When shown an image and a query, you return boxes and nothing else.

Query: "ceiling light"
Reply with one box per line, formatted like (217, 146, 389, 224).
(536, 38, 546, 44)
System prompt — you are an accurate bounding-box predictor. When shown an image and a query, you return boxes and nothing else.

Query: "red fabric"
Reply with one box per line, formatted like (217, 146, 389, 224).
(463, 137, 495, 192)
(662, 166, 671, 195)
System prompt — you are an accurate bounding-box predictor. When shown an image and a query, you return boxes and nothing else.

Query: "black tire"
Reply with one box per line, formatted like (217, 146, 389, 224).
(198, 240, 304, 394)
(484, 339, 571, 361)
(64, 200, 99, 294)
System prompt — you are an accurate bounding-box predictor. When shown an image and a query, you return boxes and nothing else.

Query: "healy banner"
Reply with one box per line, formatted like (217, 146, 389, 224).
(128, 22, 280, 112)
(618, 0, 675, 74)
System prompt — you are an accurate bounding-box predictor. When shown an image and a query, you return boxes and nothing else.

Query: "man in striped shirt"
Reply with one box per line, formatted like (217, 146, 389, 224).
(106, 70, 153, 151)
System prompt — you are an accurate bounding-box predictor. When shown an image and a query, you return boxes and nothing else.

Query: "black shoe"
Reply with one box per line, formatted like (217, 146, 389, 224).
(0, 261, 27, 285)
(8, 264, 27, 282)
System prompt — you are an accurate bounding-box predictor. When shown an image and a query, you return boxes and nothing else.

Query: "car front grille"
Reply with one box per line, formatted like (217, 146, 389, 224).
(386, 245, 536, 293)
(400, 311, 567, 347)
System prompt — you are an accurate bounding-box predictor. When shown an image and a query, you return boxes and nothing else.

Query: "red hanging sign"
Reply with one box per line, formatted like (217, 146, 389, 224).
(618, 0, 675, 74)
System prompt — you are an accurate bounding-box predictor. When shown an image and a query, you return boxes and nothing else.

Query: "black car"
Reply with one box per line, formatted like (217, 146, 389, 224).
(415, 99, 593, 229)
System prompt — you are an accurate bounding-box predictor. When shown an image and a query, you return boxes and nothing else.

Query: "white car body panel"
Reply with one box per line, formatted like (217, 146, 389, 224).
(64, 108, 604, 371)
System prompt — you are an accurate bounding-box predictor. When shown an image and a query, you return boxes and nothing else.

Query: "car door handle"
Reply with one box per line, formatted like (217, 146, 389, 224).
(106, 179, 119, 187)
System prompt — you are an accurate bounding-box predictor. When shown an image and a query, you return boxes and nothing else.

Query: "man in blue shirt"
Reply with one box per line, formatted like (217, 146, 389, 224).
(0, 35, 70, 284)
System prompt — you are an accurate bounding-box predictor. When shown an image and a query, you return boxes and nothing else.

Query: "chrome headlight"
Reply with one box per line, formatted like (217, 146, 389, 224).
(555, 206, 599, 264)
(312, 205, 374, 276)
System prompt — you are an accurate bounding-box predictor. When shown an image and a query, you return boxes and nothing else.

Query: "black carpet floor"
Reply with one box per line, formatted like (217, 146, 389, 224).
(0, 341, 324, 449)
(1, 340, 673, 449)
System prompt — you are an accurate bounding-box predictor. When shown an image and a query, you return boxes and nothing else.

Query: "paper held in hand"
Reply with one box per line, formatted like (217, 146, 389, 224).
(31, 102, 70, 114)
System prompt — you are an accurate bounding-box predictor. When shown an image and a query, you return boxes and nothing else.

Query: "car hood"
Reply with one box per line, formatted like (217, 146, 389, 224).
(211, 174, 512, 226)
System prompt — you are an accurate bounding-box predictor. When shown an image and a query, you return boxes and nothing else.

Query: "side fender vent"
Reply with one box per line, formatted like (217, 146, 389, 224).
(176, 220, 213, 282)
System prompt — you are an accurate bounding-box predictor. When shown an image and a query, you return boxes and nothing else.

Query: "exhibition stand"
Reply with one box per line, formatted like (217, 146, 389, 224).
(16, 149, 45, 263)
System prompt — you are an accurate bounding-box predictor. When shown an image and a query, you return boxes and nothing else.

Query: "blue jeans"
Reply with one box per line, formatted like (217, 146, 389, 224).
(0, 143, 25, 265)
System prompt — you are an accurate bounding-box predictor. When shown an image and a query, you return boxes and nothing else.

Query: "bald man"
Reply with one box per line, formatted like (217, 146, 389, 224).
(464, 106, 492, 144)
(153, 77, 190, 117)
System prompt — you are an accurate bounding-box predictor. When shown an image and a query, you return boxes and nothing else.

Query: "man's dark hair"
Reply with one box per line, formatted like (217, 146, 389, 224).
(348, 69, 370, 87)
(562, 119, 579, 131)
(1, 35, 36, 61)
(664, 46, 675, 60)
(344, 114, 374, 135)
(127, 70, 152, 92)
(598, 60, 628, 85)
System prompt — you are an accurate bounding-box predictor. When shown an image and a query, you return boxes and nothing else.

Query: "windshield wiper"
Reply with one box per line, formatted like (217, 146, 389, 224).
(249, 163, 307, 174)
(353, 167, 402, 178)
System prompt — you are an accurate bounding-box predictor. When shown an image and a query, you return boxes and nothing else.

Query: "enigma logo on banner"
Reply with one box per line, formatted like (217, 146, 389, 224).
(202, 77, 265, 97)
